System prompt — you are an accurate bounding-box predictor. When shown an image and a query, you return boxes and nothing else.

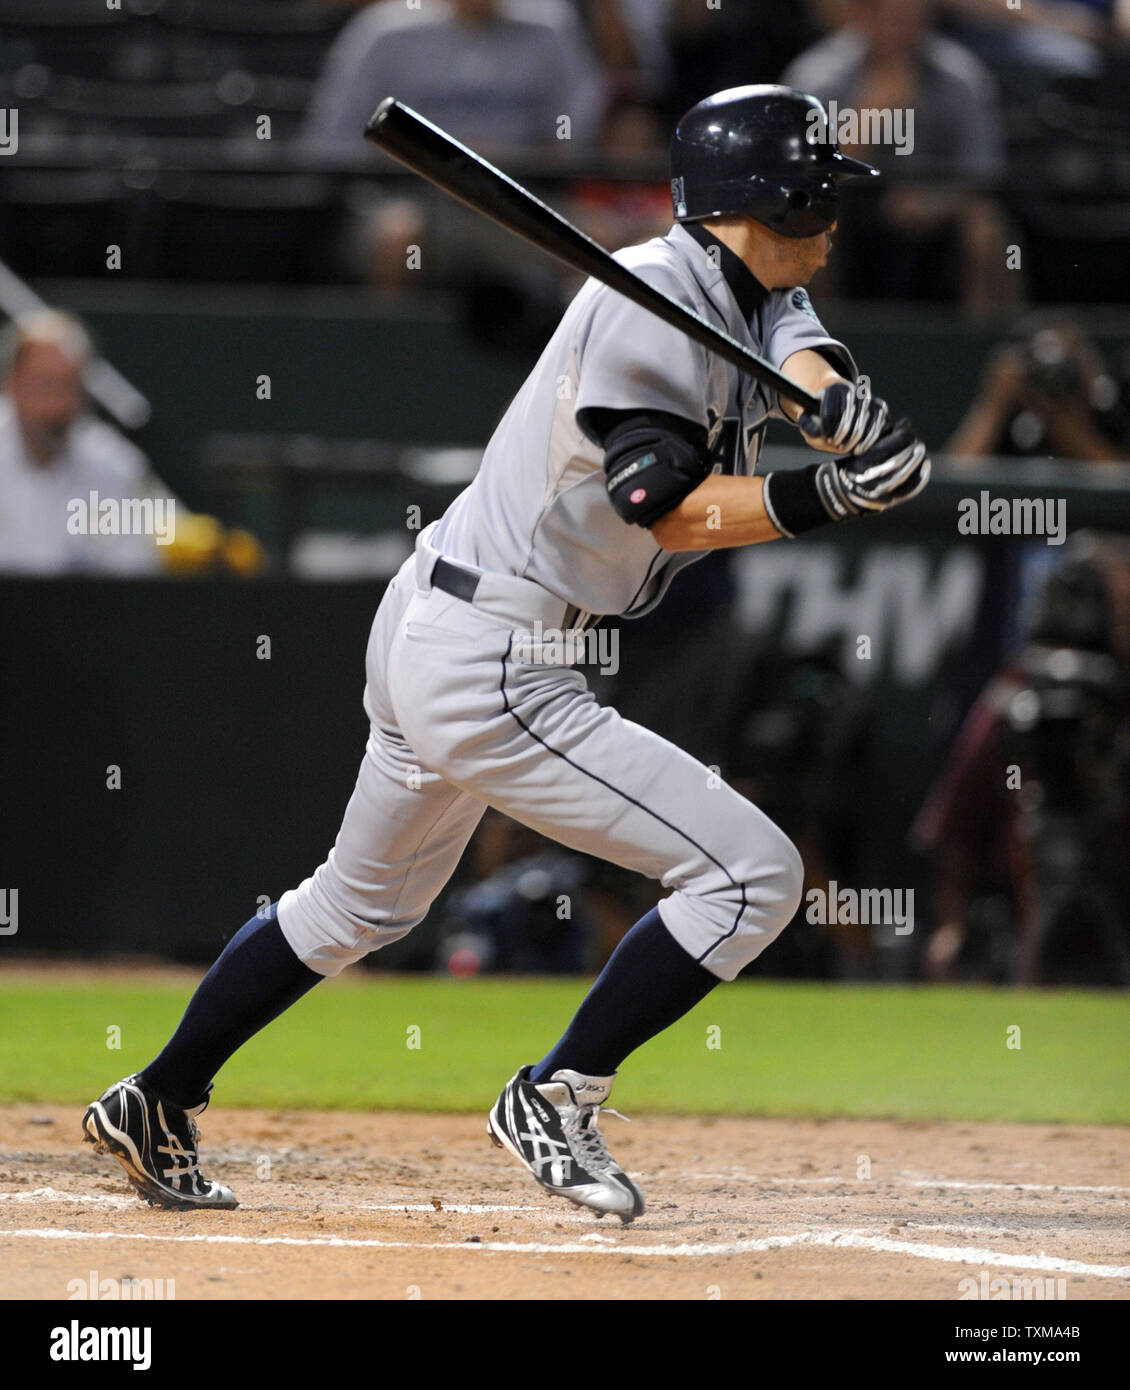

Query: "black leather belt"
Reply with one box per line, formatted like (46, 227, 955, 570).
(431, 556, 480, 603)
(430, 555, 597, 631)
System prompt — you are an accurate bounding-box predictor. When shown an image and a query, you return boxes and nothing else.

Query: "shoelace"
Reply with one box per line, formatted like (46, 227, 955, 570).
(567, 1103, 630, 1172)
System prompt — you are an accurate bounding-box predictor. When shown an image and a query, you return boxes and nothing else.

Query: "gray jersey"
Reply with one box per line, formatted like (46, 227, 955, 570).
(280, 222, 824, 995)
(429, 222, 854, 618)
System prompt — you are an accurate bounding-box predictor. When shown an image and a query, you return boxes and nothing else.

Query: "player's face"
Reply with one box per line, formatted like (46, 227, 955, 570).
(786, 222, 837, 285)
(7, 342, 86, 461)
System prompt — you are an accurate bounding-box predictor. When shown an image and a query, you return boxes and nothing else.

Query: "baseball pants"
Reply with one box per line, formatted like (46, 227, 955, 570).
(277, 536, 803, 981)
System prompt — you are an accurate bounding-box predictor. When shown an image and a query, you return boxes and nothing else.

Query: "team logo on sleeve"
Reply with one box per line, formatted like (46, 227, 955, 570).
(790, 288, 821, 322)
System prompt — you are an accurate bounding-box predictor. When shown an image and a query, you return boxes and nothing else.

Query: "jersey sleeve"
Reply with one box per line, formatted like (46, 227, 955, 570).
(573, 271, 712, 440)
(761, 287, 858, 418)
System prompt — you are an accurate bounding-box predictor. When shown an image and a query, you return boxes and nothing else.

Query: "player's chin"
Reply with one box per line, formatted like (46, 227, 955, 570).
(810, 246, 833, 278)
(792, 235, 832, 282)
(794, 255, 825, 285)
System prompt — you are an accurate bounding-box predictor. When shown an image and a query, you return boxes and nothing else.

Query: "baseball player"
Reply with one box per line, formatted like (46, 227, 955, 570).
(83, 86, 929, 1223)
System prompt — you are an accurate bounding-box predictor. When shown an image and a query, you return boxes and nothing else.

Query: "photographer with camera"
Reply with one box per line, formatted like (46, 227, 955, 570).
(946, 314, 1130, 466)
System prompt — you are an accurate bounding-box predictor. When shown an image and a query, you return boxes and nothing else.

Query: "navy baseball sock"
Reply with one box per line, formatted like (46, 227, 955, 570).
(142, 902, 321, 1109)
(529, 908, 719, 1081)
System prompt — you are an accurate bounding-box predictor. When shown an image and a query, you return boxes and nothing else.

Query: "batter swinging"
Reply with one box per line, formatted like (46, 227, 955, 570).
(83, 87, 929, 1224)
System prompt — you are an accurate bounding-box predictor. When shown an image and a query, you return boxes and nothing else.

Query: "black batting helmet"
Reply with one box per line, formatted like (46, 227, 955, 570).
(670, 85, 879, 239)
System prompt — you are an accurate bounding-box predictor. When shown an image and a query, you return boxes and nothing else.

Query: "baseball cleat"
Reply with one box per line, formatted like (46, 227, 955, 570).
(488, 1065, 645, 1223)
(82, 1073, 238, 1210)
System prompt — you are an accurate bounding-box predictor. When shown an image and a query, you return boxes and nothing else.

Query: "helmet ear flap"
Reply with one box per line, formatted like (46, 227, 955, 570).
(786, 189, 812, 211)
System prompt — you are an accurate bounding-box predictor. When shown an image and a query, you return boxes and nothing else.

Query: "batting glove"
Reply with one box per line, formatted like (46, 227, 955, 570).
(815, 421, 931, 519)
(799, 379, 890, 456)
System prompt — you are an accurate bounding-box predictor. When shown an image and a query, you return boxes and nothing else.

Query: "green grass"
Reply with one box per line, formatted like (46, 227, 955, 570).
(1, 976, 1127, 1124)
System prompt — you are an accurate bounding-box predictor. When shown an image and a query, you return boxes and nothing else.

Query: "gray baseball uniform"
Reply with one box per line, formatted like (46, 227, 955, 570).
(277, 223, 853, 980)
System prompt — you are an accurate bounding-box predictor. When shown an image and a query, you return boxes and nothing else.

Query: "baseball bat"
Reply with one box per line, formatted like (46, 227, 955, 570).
(364, 98, 821, 415)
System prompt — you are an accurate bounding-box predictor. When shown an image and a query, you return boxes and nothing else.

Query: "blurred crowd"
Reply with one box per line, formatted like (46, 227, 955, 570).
(294, 0, 1130, 311)
(3, 0, 1130, 305)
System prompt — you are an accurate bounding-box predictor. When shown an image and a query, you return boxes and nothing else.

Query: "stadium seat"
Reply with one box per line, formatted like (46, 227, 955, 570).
(1007, 74, 1130, 302)
(159, 0, 345, 78)
(0, 0, 134, 79)
(156, 172, 338, 281)
(1038, 75, 1130, 147)
(0, 169, 135, 278)
(38, 74, 235, 138)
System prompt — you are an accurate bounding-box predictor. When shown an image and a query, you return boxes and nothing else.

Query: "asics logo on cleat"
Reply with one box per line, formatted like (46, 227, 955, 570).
(155, 1103, 201, 1185)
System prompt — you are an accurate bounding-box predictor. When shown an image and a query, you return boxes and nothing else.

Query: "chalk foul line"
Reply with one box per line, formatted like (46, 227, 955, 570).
(1, 1226, 1127, 1279)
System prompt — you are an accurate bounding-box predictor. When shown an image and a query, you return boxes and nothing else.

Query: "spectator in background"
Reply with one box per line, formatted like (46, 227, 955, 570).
(0, 311, 175, 575)
(583, 0, 674, 102)
(302, 0, 601, 158)
(307, 0, 607, 294)
(665, 0, 821, 124)
(946, 314, 1130, 464)
(941, 0, 1126, 78)
(566, 94, 671, 264)
(783, 0, 1017, 313)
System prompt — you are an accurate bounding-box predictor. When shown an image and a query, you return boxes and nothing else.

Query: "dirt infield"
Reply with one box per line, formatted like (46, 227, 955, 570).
(1, 1105, 1127, 1300)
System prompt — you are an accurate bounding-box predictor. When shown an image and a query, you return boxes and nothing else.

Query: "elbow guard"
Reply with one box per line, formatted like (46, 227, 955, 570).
(601, 415, 711, 528)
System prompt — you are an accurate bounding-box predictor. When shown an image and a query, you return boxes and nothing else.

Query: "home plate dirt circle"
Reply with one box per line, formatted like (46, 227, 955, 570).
(2, 1106, 1128, 1300)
